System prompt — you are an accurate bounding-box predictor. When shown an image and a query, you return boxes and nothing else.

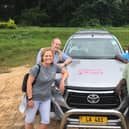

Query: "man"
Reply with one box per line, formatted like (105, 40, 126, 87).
(115, 46, 129, 64)
(36, 38, 72, 67)
(115, 63, 129, 105)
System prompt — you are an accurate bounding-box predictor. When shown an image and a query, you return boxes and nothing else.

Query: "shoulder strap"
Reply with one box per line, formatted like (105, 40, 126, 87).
(35, 64, 40, 79)
(33, 64, 41, 84)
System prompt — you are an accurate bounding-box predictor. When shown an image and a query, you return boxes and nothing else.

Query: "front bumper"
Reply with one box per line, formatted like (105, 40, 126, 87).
(60, 109, 128, 129)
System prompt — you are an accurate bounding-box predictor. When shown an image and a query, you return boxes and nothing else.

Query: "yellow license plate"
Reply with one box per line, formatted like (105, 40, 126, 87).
(79, 116, 108, 124)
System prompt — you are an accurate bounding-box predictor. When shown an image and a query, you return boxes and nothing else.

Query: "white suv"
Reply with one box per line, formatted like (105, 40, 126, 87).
(58, 30, 128, 129)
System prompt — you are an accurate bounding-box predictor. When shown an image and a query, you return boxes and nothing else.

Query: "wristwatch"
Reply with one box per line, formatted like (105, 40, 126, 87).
(27, 97, 33, 101)
(64, 63, 67, 67)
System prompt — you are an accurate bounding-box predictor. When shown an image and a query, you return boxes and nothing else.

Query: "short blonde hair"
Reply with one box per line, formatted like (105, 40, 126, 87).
(51, 37, 61, 45)
(41, 47, 54, 63)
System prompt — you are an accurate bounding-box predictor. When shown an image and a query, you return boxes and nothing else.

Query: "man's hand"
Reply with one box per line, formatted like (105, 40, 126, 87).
(57, 63, 66, 68)
(115, 84, 122, 95)
(115, 79, 126, 96)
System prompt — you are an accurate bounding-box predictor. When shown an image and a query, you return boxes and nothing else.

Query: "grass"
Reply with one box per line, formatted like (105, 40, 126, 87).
(0, 27, 78, 67)
(108, 27, 129, 48)
(0, 26, 129, 73)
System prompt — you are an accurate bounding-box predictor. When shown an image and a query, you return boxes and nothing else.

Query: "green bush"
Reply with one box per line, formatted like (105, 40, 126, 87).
(0, 22, 7, 28)
(84, 18, 100, 27)
(0, 19, 17, 29)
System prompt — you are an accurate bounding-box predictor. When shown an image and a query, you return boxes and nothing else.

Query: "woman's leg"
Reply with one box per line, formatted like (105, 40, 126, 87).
(39, 124, 48, 129)
(39, 99, 51, 129)
(25, 123, 33, 129)
(25, 101, 40, 129)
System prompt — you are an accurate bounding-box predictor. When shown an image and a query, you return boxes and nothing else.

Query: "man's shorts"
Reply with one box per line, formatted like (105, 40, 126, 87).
(25, 99, 50, 124)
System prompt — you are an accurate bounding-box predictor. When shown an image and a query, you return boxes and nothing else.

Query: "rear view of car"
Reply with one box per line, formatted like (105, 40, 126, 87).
(59, 30, 128, 129)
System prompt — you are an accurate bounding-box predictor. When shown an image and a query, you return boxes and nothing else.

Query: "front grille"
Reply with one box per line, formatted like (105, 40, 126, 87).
(65, 89, 120, 109)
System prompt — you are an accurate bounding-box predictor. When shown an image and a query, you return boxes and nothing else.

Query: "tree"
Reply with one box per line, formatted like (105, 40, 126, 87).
(1, 0, 129, 26)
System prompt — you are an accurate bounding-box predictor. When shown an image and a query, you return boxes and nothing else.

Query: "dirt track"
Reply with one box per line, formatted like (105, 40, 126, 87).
(0, 65, 60, 129)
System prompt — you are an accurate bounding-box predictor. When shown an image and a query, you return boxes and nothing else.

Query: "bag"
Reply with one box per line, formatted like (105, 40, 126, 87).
(51, 79, 62, 99)
(22, 73, 29, 92)
(51, 85, 62, 98)
(51, 86, 69, 108)
(19, 94, 27, 113)
(51, 79, 70, 108)
(21, 64, 40, 92)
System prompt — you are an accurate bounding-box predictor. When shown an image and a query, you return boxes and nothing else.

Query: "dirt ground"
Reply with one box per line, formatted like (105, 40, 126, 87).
(0, 65, 60, 129)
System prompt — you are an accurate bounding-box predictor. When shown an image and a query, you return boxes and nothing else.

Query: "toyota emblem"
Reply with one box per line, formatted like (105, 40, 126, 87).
(87, 94, 100, 104)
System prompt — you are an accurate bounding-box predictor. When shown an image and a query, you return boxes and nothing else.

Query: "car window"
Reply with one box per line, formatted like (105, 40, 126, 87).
(65, 38, 121, 59)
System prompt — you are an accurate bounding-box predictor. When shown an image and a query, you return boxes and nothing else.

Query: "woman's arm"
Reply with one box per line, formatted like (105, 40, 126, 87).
(26, 75, 35, 108)
(59, 68, 69, 93)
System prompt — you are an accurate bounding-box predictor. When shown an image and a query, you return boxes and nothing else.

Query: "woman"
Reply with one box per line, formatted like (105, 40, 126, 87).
(25, 48, 68, 129)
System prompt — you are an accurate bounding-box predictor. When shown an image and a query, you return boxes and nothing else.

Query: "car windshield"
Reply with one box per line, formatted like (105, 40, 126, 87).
(64, 38, 121, 59)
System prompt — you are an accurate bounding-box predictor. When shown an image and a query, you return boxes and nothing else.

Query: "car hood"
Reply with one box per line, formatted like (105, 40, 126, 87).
(66, 59, 125, 88)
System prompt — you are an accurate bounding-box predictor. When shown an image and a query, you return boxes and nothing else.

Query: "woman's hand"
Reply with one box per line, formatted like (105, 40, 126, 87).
(27, 100, 34, 108)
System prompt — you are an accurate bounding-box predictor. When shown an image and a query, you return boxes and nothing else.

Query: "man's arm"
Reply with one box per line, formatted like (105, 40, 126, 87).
(62, 54, 72, 67)
(115, 54, 128, 64)
(63, 53, 72, 64)
(58, 52, 72, 67)
(115, 79, 126, 95)
(63, 58, 72, 67)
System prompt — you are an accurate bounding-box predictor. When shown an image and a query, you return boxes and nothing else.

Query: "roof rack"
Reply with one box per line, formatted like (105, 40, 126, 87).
(75, 30, 110, 35)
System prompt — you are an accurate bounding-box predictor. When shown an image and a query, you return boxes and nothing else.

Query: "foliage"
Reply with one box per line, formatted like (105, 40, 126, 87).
(0, 19, 17, 29)
(1, 0, 129, 27)
(18, 7, 49, 26)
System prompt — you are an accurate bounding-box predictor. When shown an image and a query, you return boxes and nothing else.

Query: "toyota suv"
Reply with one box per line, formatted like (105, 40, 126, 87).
(56, 30, 128, 129)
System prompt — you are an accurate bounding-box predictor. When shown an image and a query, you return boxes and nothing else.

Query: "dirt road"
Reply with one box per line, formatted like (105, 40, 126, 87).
(0, 66, 60, 129)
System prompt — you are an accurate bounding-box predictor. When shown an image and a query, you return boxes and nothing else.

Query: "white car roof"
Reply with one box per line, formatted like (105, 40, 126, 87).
(71, 30, 114, 39)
